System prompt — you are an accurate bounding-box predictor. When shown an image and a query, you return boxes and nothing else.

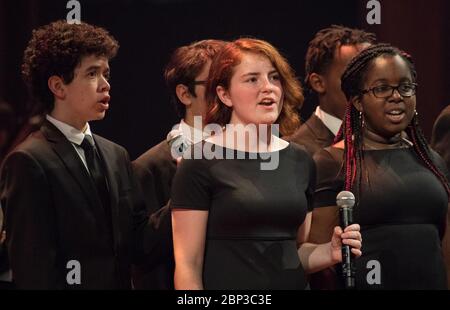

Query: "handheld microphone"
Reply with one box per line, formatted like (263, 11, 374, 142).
(336, 191, 356, 289)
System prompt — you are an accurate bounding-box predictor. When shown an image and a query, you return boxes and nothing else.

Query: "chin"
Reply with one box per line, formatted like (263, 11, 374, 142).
(89, 114, 105, 122)
(256, 119, 276, 126)
(96, 111, 107, 119)
(260, 115, 279, 124)
(393, 123, 409, 134)
(381, 128, 405, 139)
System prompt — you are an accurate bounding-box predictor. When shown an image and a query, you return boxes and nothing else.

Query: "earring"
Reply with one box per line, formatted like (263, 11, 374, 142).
(359, 111, 364, 127)
(413, 110, 419, 125)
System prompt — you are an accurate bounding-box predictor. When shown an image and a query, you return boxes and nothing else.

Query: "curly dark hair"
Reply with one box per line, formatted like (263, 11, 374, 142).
(305, 25, 376, 88)
(21, 20, 119, 113)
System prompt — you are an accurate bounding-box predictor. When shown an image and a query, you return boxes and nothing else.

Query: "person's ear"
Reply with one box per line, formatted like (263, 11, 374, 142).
(175, 84, 193, 107)
(352, 95, 363, 112)
(216, 85, 232, 107)
(48, 76, 66, 100)
(308, 73, 326, 94)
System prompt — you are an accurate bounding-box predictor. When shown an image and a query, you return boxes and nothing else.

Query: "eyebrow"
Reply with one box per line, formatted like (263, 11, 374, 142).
(370, 77, 412, 84)
(84, 65, 109, 73)
(369, 78, 388, 84)
(241, 70, 279, 78)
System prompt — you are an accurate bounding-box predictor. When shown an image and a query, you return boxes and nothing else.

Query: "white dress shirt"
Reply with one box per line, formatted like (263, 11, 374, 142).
(166, 119, 210, 159)
(314, 106, 342, 136)
(46, 114, 94, 172)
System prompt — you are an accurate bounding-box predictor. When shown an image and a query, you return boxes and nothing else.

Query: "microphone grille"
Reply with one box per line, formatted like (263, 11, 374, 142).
(336, 191, 355, 207)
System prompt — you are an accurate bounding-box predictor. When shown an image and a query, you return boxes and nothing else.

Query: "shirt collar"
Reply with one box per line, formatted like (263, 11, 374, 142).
(46, 114, 93, 146)
(314, 106, 342, 136)
(179, 119, 208, 144)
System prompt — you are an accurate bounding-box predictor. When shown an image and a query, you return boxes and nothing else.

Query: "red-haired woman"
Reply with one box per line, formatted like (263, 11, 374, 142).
(170, 38, 362, 290)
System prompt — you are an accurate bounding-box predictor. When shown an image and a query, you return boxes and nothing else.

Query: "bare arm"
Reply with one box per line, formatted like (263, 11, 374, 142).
(172, 209, 208, 290)
(297, 212, 362, 274)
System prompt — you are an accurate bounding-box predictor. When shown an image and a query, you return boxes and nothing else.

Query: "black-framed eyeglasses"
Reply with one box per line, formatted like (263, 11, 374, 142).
(360, 83, 418, 99)
(192, 80, 207, 86)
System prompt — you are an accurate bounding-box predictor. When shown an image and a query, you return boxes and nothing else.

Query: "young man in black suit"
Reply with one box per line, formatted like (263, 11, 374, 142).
(0, 20, 159, 289)
(286, 25, 375, 155)
(132, 40, 226, 289)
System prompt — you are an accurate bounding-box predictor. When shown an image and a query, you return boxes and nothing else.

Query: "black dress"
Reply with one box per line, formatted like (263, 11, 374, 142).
(171, 142, 315, 289)
(313, 146, 449, 289)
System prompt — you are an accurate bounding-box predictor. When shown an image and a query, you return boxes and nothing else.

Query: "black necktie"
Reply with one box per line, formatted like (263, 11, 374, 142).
(80, 136, 110, 211)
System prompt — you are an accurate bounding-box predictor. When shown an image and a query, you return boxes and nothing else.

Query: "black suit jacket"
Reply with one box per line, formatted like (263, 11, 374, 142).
(134, 141, 176, 209)
(0, 120, 159, 289)
(431, 105, 450, 172)
(131, 140, 175, 289)
(285, 114, 335, 156)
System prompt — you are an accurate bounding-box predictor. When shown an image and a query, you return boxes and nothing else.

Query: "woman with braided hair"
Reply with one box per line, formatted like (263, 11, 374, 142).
(311, 43, 450, 289)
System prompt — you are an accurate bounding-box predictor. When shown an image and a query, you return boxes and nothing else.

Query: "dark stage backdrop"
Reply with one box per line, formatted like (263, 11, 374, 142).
(1, 0, 448, 160)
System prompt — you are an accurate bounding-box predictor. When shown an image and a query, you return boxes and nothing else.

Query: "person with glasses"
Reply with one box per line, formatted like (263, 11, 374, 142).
(311, 43, 450, 289)
(132, 40, 226, 289)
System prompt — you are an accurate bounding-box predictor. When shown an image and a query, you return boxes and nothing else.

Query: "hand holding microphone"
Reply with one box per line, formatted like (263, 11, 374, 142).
(330, 191, 362, 289)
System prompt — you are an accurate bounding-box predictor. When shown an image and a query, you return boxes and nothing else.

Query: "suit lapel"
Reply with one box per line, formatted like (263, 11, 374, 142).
(162, 140, 178, 168)
(307, 114, 335, 144)
(41, 121, 107, 227)
(93, 135, 120, 250)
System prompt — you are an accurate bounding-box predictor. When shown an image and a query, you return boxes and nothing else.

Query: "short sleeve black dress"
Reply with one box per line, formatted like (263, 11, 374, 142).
(171, 142, 315, 289)
(313, 146, 449, 289)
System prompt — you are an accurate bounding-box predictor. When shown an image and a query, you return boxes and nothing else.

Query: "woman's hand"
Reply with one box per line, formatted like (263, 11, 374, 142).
(330, 224, 362, 264)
